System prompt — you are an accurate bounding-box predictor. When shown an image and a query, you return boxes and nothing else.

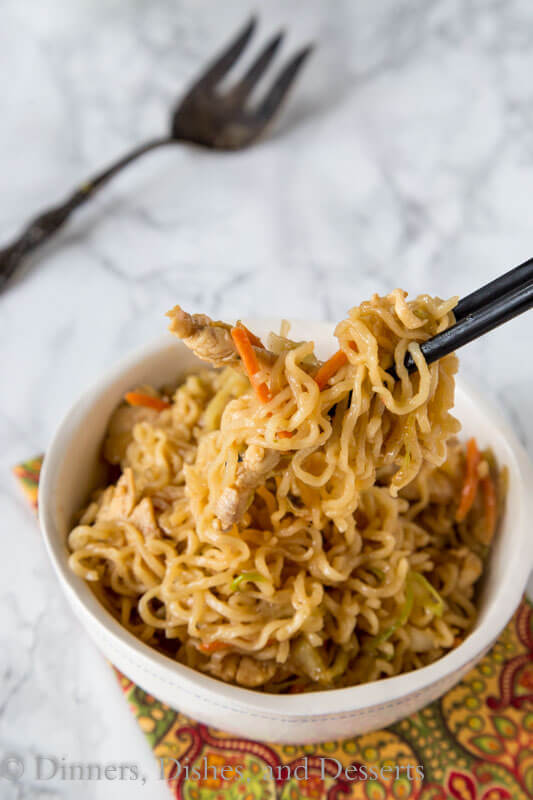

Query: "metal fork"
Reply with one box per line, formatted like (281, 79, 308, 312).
(0, 17, 313, 291)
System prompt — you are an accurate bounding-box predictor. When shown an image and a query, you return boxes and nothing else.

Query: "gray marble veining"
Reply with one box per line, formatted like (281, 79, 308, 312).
(2, 1, 533, 797)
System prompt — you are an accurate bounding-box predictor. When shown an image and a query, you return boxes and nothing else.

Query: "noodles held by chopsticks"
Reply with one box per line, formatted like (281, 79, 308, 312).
(67, 291, 505, 692)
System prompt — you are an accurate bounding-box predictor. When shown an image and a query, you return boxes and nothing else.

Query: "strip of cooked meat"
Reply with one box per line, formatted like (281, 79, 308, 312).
(97, 468, 137, 520)
(129, 497, 159, 538)
(214, 445, 281, 529)
(166, 306, 275, 369)
(205, 652, 277, 688)
(167, 306, 237, 366)
(235, 656, 277, 688)
(96, 469, 159, 538)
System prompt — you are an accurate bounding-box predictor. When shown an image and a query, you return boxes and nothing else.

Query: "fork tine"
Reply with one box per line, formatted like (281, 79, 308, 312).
(231, 31, 284, 100)
(196, 16, 257, 90)
(250, 45, 314, 125)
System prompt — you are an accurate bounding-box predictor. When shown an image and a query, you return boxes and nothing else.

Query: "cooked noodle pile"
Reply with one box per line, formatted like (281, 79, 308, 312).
(68, 291, 505, 692)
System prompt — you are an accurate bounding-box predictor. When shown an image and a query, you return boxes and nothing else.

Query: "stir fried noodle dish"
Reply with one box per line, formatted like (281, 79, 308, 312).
(68, 291, 505, 692)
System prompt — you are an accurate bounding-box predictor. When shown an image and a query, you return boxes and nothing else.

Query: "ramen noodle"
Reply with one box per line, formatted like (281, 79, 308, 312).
(68, 291, 505, 692)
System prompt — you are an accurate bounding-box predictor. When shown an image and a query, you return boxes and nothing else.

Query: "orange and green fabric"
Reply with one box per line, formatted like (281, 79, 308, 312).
(14, 456, 533, 800)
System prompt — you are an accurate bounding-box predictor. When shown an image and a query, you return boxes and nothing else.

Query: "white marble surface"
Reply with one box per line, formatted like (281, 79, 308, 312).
(2, 0, 533, 797)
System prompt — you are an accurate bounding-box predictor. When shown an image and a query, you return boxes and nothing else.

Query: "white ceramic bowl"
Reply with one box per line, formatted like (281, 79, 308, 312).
(39, 321, 533, 744)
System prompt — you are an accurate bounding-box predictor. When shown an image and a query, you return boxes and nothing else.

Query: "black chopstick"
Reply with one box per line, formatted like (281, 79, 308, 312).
(454, 255, 533, 321)
(388, 274, 533, 380)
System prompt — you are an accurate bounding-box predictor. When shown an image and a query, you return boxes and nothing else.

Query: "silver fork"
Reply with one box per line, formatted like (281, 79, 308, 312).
(0, 17, 313, 291)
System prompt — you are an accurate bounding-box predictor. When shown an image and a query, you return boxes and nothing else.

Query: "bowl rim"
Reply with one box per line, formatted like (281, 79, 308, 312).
(39, 324, 533, 719)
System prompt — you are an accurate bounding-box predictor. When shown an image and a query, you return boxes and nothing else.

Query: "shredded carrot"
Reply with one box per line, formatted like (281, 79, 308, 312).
(289, 681, 306, 694)
(456, 437, 481, 521)
(124, 391, 171, 412)
(236, 321, 264, 349)
(277, 430, 295, 439)
(199, 641, 229, 653)
(314, 350, 348, 390)
(230, 327, 272, 403)
(481, 474, 497, 542)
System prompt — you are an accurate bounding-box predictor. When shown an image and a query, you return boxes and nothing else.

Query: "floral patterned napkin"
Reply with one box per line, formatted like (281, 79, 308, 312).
(14, 456, 533, 800)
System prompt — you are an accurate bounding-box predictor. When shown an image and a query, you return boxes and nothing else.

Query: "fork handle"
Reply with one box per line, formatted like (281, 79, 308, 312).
(0, 135, 173, 291)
